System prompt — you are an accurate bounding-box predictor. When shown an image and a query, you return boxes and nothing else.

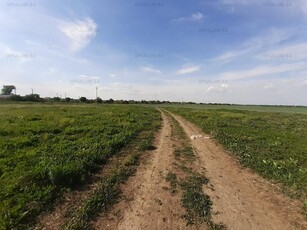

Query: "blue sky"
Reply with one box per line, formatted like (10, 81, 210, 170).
(1, 0, 307, 105)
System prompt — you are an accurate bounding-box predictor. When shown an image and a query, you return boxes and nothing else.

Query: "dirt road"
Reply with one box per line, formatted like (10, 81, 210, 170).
(172, 112, 306, 230)
(94, 111, 193, 230)
(94, 110, 306, 230)
(38, 109, 306, 229)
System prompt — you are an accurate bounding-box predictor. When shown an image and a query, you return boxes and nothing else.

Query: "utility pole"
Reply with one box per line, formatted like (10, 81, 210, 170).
(31, 88, 34, 95)
(65, 92, 67, 98)
(96, 87, 98, 99)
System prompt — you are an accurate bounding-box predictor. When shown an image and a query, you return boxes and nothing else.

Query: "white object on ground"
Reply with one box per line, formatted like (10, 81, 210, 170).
(190, 134, 209, 140)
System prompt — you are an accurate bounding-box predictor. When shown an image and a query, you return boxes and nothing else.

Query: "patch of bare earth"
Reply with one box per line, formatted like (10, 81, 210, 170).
(170, 112, 307, 230)
(93, 111, 195, 230)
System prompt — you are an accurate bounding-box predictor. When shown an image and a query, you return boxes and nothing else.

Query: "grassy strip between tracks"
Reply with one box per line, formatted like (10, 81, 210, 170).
(165, 112, 226, 229)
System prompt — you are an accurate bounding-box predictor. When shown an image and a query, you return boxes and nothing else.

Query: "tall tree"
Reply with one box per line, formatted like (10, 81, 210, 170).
(1, 85, 16, 95)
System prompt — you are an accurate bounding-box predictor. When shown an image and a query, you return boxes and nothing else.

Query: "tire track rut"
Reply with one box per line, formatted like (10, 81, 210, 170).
(171, 112, 306, 230)
(94, 111, 193, 230)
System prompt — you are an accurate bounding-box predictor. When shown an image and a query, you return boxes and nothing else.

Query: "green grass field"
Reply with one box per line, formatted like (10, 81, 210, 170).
(2, 101, 307, 114)
(155, 104, 307, 114)
(166, 107, 307, 201)
(0, 104, 160, 229)
(1, 102, 306, 229)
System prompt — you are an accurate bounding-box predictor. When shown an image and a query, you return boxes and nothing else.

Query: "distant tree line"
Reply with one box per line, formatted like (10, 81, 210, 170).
(3, 94, 181, 104)
(0, 86, 181, 104)
(3, 94, 307, 107)
(6, 94, 43, 102)
(2, 85, 306, 107)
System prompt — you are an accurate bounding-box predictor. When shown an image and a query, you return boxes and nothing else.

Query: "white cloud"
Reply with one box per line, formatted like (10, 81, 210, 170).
(109, 74, 117, 77)
(257, 42, 307, 61)
(220, 0, 307, 21)
(113, 82, 132, 90)
(58, 18, 97, 52)
(212, 28, 294, 62)
(173, 12, 204, 22)
(176, 66, 200, 75)
(264, 83, 276, 90)
(219, 62, 306, 81)
(295, 0, 307, 19)
(207, 84, 230, 93)
(141, 66, 162, 74)
(9, 74, 307, 105)
(212, 49, 251, 62)
(191, 12, 204, 21)
(247, 28, 294, 49)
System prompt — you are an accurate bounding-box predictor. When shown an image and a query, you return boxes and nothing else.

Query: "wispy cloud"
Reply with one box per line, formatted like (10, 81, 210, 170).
(219, 62, 306, 81)
(264, 82, 277, 90)
(257, 42, 307, 61)
(212, 28, 294, 62)
(176, 66, 200, 75)
(212, 49, 251, 62)
(58, 18, 97, 52)
(173, 12, 204, 22)
(298, 0, 307, 18)
(141, 66, 162, 74)
(247, 28, 294, 49)
(207, 83, 230, 93)
(1, 1, 306, 105)
(113, 82, 133, 91)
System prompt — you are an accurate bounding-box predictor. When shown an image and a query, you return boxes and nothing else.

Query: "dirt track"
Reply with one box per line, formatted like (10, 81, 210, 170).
(94, 110, 306, 230)
(38, 110, 307, 229)
(171, 112, 306, 230)
(94, 111, 193, 230)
